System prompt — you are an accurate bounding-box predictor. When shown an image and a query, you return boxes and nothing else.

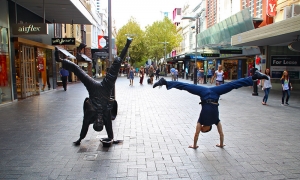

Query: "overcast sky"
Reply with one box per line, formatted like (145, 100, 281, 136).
(110, 0, 191, 30)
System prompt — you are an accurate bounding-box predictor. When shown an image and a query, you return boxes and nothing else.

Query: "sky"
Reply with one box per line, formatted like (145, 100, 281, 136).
(109, 0, 191, 30)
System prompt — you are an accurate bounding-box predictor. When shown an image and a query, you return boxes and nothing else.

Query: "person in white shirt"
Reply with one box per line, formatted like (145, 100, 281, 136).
(261, 68, 272, 105)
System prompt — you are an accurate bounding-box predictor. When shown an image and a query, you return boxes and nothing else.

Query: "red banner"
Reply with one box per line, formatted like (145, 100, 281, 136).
(0, 55, 8, 86)
(38, 56, 44, 72)
(266, 0, 277, 17)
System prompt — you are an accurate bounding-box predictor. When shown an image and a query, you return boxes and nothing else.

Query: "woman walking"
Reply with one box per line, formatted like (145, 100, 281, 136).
(261, 68, 272, 105)
(139, 66, 144, 85)
(129, 66, 134, 86)
(280, 70, 293, 106)
(148, 65, 155, 85)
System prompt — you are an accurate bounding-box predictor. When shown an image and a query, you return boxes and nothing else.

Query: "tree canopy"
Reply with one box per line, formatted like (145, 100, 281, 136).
(115, 17, 182, 67)
(115, 17, 146, 66)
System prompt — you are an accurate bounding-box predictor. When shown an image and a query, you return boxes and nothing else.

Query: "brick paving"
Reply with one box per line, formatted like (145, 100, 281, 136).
(0, 75, 300, 180)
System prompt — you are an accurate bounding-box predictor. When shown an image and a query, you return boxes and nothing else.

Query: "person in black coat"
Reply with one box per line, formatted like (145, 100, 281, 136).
(55, 38, 132, 146)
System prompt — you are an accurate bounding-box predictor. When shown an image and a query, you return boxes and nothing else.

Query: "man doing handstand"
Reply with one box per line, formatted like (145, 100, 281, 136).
(153, 71, 268, 149)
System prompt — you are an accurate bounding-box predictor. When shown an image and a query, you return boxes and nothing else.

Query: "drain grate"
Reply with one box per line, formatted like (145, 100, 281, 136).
(83, 154, 98, 161)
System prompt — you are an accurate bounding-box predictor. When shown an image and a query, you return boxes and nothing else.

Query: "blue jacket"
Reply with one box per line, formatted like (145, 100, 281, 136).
(60, 68, 69, 76)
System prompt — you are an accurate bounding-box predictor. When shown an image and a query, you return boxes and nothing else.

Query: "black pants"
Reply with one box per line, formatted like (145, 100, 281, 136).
(61, 76, 68, 91)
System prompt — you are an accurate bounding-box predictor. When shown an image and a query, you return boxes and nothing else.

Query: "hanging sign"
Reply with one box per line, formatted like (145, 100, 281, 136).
(98, 36, 109, 49)
(52, 38, 75, 45)
(11, 23, 48, 35)
(266, 0, 277, 17)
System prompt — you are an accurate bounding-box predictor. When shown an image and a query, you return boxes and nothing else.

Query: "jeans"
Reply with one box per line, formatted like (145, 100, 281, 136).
(263, 88, 270, 103)
(282, 90, 290, 104)
(166, 77, 253, 100)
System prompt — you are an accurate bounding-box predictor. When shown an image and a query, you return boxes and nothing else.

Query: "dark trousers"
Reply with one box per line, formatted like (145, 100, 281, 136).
(282, 90, 290, 104)
(61, 76, 68, 91)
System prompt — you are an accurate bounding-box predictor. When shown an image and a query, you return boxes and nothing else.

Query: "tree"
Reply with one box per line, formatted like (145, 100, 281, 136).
(115, 17, 146, 66)
(144, 17, 182, 62)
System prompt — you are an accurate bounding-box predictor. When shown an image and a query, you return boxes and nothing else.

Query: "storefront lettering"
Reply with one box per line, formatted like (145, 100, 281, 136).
(52, 38, 75, 45)
(18, 24, 41, 33)
(266, 0, 277, 17)
(272, 60, 298, 65)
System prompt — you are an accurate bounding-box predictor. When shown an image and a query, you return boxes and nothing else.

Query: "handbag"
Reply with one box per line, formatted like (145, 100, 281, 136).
(139, 74, 142, 78)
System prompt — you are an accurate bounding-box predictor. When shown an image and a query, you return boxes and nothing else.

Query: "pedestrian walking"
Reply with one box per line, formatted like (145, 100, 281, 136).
(261, 68, 272, 105)
(198, 68, 204, 84)
(148, 65, 155, 84)
(60, 67, 69, 91)
(129, 66, 134, 86)
(207, 68, 213, 84)
(211, 65, 224, 86)
(170, 67, 176, 81)
(153, 70, 269, 149)
(155, 67, 160, 80)
(139, 66, 145, 85)
(281, 70, 293, 106)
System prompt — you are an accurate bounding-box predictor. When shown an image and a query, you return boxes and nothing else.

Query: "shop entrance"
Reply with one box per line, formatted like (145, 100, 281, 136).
(17, 45, 37, 98)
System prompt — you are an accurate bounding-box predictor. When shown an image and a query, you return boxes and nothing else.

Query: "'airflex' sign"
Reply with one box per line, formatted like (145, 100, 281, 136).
(11, 23, 48, 35)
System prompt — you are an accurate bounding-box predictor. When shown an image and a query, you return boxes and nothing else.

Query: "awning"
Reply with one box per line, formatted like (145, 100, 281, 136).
(14, 0, 96, 25)
(56, 47, 76, 59)
(77, 53, 92, 62)
(231, 15, 300, 46)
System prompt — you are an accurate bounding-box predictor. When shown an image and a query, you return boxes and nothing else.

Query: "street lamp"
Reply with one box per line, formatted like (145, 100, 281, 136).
(182, 8, 205, 85)
(159, 41, 169, 76)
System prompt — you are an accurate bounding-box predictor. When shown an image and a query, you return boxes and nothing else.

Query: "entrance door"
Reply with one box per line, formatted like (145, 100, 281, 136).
(20, 45, 36, 98)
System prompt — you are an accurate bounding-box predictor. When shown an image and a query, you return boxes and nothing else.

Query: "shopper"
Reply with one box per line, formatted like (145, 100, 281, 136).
(60, 67, 69, 91)
(261, 68, 272, 105)
(148, 65, 155, 84)
(280, 70, 293, 106)
(211, 65, 224, 86)
(139, 66, 145, 85)
(129, 66, 134, 86)
(155, 67, 160, 80)
(153, 70, 268, 149)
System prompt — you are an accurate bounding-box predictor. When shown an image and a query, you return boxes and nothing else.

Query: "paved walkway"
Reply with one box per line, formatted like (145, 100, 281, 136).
(0, 76, 300, 179)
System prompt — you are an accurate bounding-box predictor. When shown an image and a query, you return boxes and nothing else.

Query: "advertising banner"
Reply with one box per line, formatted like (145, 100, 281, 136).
(270, 56, 300, 79)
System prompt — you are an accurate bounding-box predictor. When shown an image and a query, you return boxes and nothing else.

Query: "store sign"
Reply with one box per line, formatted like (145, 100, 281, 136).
(220, 49, 242, 54)
(271, 56, 300, 66)
(98, 36, 108, 49)
(201, 53, 220, 57)
(11, 23, 48, 35)
(52, 38, 75, 45)
(266, 0, 277, 17)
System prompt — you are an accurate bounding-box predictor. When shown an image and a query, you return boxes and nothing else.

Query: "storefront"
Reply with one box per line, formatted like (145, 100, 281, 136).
(13, 37, 55, 99)
(0, 0, 12, 104)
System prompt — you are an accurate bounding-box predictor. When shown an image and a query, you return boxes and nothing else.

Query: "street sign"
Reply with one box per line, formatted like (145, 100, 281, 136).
(220, 49, 243, 54)
(201, 53, 220, 57)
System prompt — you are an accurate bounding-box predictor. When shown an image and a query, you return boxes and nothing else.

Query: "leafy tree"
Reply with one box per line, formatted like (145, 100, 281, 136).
(144, 17, 182, 62)
(115, 17, 146, 66)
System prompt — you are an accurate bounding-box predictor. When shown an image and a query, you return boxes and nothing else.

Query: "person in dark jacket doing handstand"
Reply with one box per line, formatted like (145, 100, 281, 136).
(55, 38, 132, 146)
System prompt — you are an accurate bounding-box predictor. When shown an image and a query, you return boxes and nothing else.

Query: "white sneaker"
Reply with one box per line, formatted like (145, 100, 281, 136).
(281, 104, 285, 106)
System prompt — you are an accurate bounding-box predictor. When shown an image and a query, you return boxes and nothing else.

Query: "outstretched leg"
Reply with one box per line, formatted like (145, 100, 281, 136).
(154, 78, 210, 97)
(210, 71, 268, 96)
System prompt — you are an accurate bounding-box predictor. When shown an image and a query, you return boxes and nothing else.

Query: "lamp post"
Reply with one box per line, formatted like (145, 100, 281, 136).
(182, 16, 200, 85)
(159, 41, 169, 76)
(202, 47, 207, 84)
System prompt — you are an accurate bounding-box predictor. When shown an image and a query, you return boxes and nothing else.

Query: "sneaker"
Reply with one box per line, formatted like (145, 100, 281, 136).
(285, 103, 289, 106)
(252, 71, 269, 80)
(281, 104, 285, 106)
(153, 78, 167, 88)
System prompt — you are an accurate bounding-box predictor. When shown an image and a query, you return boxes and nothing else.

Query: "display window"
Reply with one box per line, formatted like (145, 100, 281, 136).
(222, 60, 238, 80)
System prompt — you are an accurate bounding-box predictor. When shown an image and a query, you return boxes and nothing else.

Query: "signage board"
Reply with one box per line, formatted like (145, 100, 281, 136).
(220, 49, 243, 54)
(52, 38, 75, 45)
(266, 0, 277, 17)
(11, 23, 48, 35)
(201, 53, 220, 57)
(271, 56, 300, 66)
(98, 36, 109, 49)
